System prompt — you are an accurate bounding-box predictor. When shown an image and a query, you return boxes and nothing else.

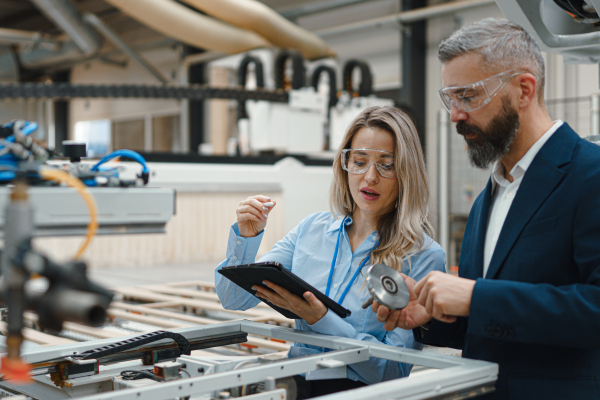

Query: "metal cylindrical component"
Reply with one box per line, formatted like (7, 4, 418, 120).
(41, 289, 108, 328)
(2, 183, 34, 357)
(364, 263, 410, 310)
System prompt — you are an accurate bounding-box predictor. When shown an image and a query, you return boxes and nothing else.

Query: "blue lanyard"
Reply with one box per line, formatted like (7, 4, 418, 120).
(325, 216, 379, 305)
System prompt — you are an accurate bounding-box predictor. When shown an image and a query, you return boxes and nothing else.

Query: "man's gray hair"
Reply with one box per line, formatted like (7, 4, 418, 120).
(438, 18, 545, 100)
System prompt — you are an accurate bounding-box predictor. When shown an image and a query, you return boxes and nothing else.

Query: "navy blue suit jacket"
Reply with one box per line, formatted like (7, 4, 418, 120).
(419, 123, 600, 399)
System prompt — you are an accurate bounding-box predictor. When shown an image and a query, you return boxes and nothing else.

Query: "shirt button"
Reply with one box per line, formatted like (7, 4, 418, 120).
(232, 256, 238, 260)
(236, 240, 241, 245)
(506, 192, 514, 199)
(333, 284, 338, 288)
(348, 256, 352, 261)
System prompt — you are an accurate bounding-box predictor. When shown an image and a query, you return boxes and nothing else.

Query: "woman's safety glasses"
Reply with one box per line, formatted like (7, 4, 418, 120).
(438, 69, 532, 113)
(341, 149, 396, 178)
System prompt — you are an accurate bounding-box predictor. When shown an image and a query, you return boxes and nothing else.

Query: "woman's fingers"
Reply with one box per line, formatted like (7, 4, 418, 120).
(237, 204, 266, 221)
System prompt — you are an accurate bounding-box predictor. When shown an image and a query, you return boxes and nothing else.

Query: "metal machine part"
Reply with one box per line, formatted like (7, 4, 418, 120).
(0, 321, 498, 400)
(495, 0, 600, 64)
(152, 361, 182, 381)
(0, 186, 175, 237)
(361, 263, 410, 310)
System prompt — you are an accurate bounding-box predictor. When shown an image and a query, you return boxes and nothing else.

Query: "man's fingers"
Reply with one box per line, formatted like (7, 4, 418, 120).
(414, 274, 428, 297)
(376, 305, 391, 322)
(383, 310, 400, 331)
(371, 300, 381, 314)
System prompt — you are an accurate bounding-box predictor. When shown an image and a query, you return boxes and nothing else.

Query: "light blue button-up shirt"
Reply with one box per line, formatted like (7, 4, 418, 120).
(215, 211, 446, 384)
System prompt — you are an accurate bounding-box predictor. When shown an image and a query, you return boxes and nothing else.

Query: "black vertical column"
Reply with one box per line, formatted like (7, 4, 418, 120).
(188, 62, 205, 154)
(183, 46, 206, 154)
(51, 70, 70, 154)
(400, 0, 427, 150)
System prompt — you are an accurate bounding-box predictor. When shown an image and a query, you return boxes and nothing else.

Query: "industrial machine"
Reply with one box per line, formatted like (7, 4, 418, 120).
(237, 52, 394, 155)
(0, 119, 175, 386)
(0, 320, 498, 400)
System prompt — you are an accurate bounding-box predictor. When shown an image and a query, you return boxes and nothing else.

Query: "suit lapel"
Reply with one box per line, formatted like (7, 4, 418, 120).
(484, 124, 578, 279)
(465, 179, 493, 280)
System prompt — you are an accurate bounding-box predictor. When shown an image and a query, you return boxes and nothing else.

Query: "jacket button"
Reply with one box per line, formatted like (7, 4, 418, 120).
(506, 330, 514, 339)
(493, 327, 502, 337)
(486, 326, 493, 335)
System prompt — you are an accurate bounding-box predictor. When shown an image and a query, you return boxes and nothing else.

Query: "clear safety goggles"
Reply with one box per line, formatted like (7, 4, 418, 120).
(341, 148, 396, 178)
(438, 69, 532, 113)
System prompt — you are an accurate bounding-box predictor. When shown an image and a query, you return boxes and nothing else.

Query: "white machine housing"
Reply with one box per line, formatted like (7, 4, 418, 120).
(329, 93, 394, 151)
(242, 87, 328, 154)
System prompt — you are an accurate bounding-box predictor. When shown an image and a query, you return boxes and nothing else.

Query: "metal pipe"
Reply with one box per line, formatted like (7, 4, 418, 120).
(592, 95, 600, 136)
(83, 13, 169, 84)
(29, 0, 103, 56)
(438, 109, 450, 270)
(0, 28, 62, 50)
(315, 0, 496, 37)
(2, 183, 34, 359)
(279, 0, 379, 20)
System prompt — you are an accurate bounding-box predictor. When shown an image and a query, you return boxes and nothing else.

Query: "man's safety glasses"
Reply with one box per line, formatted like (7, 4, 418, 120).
(438, 69, 532, 113)
(341, 149, 396, 178)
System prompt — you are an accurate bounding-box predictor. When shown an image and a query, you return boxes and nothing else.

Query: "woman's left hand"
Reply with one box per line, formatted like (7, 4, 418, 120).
(252, 281, 328, 325)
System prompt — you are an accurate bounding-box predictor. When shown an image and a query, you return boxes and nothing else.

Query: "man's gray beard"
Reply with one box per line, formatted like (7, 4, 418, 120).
(457, 97, 520, 169)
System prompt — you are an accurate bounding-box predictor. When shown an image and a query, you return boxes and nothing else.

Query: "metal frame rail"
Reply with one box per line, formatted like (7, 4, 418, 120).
(0, 83, 289, 102)
(6, 320, 498, 400)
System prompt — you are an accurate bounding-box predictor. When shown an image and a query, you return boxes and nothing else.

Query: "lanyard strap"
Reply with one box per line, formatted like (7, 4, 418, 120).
(324, 216, 379, 305)
(325, 216, 347, 297)
(337, 240, 378, 305)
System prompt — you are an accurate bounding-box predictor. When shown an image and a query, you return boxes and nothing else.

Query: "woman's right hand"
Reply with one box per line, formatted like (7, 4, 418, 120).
(236, 195, 276, 237)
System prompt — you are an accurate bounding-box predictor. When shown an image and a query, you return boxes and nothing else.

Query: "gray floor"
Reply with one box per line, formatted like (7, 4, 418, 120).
(88, 261, 219, 288)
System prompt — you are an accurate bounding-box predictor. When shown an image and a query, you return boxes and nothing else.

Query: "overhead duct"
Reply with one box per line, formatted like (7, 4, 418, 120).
(103, 0, 270, 54)
(18, 0, 103, 70)
(180, 0, 335, 60)
(0, 28, 63, 50)
(31, 0, 102, 56)
(29, 0, 103, 56)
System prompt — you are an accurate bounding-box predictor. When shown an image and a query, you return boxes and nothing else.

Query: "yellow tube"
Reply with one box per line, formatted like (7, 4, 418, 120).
(103, 0, 270, 54)
(181, 0, 335, 60)
(38, 169, 98, 259)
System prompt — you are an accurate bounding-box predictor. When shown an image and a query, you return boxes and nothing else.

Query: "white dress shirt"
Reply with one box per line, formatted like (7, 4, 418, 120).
(483, 120, 563, 277)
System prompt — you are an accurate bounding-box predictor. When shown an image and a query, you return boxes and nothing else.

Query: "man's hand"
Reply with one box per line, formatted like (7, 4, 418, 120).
(252, 280, 327, 325)
(372, 273, 432, 331)
(414, 271, 476, 323)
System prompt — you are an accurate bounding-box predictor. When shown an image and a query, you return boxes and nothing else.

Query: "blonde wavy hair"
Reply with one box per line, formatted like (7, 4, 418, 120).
(329, 106, 433, 273)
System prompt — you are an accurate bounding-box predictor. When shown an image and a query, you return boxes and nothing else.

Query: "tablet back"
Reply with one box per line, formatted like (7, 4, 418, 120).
(219, 262, 351, 320)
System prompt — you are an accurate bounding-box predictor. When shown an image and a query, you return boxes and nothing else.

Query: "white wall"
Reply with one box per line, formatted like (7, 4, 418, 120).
(34, 158, 333, 268)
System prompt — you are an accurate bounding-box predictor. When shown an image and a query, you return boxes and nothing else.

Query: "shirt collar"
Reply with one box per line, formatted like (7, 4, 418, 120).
(326, 215, 353, 234)
(326, 216, 379, 241)
(491, 120, 563, 191)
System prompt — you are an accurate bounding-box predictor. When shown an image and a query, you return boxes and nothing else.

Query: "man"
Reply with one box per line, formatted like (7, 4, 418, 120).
(373, 18, 600, 400)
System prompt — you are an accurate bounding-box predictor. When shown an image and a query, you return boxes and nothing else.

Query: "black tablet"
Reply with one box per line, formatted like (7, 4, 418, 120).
(218, 261, 351, 320)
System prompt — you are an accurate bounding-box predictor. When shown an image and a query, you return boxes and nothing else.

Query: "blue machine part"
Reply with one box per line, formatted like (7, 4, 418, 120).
(91, 149, 150, 185)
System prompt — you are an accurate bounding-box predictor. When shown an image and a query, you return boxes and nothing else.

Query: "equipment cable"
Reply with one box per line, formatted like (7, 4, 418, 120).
(38, 168, 98, 259)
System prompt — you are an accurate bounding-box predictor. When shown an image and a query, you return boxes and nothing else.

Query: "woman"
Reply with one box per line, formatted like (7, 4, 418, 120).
(215, 106, 445, 398)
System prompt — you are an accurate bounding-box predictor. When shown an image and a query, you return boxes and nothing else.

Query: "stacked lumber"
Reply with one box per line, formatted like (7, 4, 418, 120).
(18, 280, 293, 353)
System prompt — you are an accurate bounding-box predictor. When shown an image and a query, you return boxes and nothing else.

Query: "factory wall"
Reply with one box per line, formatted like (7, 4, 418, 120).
(21, 0, 600, 268)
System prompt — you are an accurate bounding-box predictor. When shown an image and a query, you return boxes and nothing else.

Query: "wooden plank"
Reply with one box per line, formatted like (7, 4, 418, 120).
(142, 284, 272, 310)
(23, 313, 124, 339)
(165, 280, 215, 288)
(108, 309, 192, 329)
(143, 301, 184, 309)
(0, 322, 76, 346)
(114, 287, 291, 324)
(111, 302, 217, 325)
